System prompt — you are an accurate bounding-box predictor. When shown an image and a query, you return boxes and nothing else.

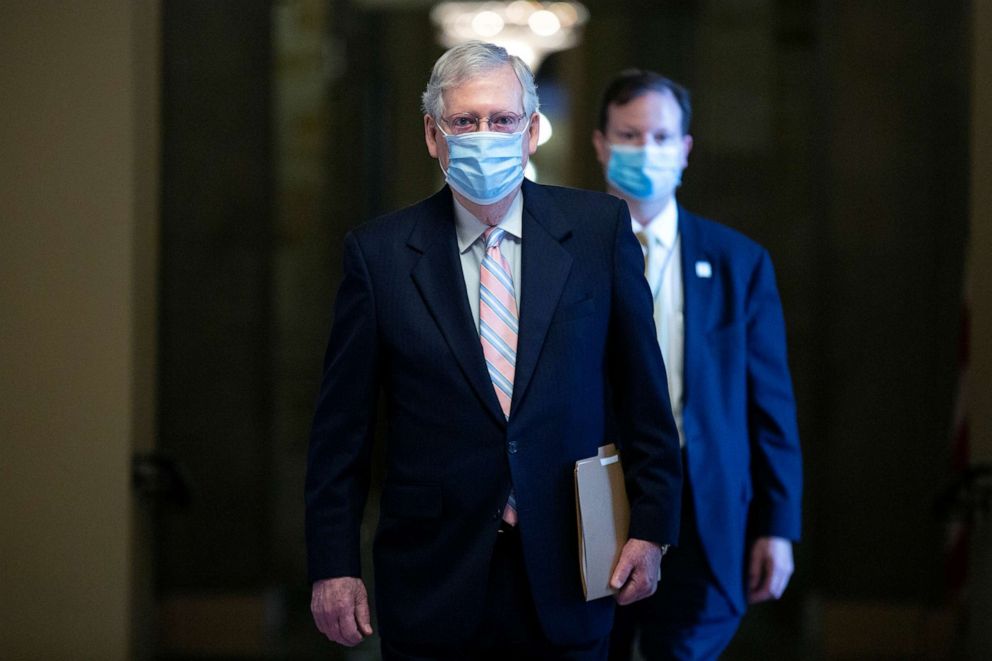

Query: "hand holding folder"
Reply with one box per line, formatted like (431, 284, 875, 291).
(574, 444, 630, 601)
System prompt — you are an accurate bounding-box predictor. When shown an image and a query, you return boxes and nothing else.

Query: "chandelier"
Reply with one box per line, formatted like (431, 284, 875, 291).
(430, 1, 589, 71)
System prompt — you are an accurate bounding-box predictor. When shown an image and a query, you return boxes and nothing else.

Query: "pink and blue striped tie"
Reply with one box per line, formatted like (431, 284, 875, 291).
(480, 226, 518, 524)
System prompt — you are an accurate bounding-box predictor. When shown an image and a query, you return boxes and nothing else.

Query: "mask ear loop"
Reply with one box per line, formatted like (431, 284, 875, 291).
(432, 117, 452, 179)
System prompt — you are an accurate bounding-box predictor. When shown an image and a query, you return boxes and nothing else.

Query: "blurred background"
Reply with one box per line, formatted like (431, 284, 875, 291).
(2, 0, 991, 659)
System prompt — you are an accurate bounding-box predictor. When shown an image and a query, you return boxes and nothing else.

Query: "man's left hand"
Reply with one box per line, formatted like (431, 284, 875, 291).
(747, 536, 794, 604)
(610, 538, 662, 605)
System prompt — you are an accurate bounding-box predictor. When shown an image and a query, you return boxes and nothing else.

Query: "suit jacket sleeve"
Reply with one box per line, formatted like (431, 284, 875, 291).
(608, 202, 683, 547)
(745, 249, 803, 540)
(305, 231, 380, 582)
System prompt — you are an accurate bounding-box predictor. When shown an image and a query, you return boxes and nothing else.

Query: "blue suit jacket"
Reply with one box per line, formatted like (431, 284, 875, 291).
(677, 207, 803, 614)
(305, 180, 682, 646)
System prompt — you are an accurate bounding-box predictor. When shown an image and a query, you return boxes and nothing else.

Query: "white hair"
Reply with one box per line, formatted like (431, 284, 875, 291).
(421, 41, 539, 120)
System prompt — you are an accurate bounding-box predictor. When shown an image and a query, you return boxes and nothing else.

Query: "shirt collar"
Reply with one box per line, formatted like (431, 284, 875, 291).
(631, 197, 679, 248)
(454, 190, 524, 253)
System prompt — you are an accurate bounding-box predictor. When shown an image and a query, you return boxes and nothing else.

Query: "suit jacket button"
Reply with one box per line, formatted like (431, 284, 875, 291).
(507, 441, 518, 454)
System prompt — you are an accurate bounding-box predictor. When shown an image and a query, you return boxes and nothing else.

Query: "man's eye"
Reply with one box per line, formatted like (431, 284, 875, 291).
(452, 117, 474, 127)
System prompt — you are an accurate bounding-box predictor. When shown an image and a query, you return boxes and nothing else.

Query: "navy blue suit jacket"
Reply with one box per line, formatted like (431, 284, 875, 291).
(677, 207, 803, 614)
(305, 180, 682, 646)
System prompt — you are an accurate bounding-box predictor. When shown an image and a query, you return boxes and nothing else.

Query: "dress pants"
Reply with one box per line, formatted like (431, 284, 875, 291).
(609, 462, 741, 661)
(382, 523, 610, 661)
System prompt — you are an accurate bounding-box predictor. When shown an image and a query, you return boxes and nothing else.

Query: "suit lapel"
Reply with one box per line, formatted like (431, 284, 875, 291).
(512, 181, 573, 413)
(408, 188, 506, 425)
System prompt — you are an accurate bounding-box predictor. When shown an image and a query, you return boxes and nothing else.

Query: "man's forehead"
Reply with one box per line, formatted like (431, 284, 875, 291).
(608, 89, 682, 126)
(444, 67, 521, 100)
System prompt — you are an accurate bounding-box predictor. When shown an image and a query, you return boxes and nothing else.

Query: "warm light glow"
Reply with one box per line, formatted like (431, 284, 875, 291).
(453, 13, 475, 40)
(505, 1, 533, 23)
(502, 41, 537, 69)
(525, 160, 538, 182)
(528, 10, 560, 37)
(551, 2, 578, 24)
(537, 112, 553, 146)
(471, 11, 504, 37)
(431, 2, 589, 72)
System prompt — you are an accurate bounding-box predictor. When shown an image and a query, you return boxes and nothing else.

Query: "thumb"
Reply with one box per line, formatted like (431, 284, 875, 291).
(355, 585, 373, 637)
(747, 551, 764, 592)
(610, 552, 633, 590)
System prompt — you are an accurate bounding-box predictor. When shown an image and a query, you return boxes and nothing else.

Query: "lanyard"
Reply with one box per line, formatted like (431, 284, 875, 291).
(648, 232, 680, 300)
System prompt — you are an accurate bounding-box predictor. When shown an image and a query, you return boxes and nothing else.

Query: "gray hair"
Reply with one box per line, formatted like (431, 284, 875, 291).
(421, 41, 540, 120)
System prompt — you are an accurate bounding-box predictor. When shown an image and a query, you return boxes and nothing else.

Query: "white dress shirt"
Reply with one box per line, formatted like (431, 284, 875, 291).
(454, 191, 523, 330)
(634, 199, 685, 447)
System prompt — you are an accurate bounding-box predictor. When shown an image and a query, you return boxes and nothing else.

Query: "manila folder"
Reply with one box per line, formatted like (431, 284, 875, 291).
(574, 443, 630, 601)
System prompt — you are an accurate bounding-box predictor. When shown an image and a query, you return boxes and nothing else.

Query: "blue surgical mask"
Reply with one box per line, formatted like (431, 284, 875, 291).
(606, 143, 684, 201)
(440, 121, 529, 205)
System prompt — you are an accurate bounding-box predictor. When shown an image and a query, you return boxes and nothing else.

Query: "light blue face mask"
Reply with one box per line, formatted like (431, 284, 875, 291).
(440, 121, 529, 205)
(606, 143, 684, 201)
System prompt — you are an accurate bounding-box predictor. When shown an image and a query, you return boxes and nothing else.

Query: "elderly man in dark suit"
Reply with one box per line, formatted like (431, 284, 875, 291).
(305, 42, 682, 660)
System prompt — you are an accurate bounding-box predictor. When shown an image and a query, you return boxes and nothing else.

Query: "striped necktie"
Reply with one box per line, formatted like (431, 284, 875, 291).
(480, 226, 518, 524)
(480, 226, 518, 418)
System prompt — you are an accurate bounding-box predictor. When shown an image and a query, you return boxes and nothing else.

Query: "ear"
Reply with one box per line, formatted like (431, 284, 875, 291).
(526, 112, 540, 155)
(592, 129, 609, 167)
(425, 115, 440, 158)
(681, 134, 694, 167)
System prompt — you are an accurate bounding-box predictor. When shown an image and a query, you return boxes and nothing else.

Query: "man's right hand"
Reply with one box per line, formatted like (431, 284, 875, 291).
(311, 576, 373, 646)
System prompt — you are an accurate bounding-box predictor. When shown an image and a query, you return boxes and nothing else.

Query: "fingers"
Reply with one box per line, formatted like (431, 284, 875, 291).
(749, 565, 791, 603)
(772, 542, 795, 600)
(615, 567, 657, 605)
(748, 580, 773, 604)
(747, 540, 794, 604)
(311, 577, 373, 646)
(336, 612, 366, 647)
(747, 547, 764, 593)
(610, 555, 633, 592)
(612, 557, 637, 606)
(768, 560, 793, 600)
(747, 549, 770, 603)
(355, 587, 374, 637)
(612, 539, 662, 605)
(311, 590, 337, 638)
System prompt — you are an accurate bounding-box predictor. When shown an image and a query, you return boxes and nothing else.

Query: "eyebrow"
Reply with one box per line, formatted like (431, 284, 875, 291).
(613, 125, 675, 135)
